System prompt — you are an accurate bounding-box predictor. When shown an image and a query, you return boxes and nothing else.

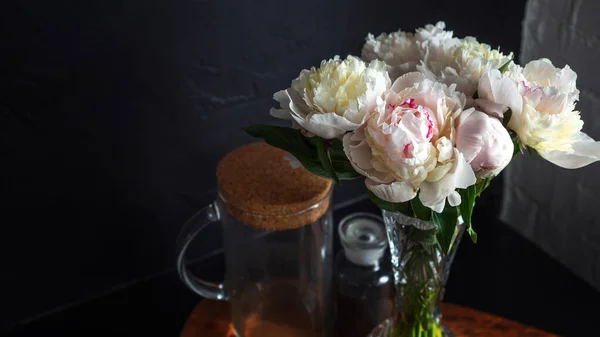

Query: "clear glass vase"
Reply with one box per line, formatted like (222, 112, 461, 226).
(368, 210, 465, 337)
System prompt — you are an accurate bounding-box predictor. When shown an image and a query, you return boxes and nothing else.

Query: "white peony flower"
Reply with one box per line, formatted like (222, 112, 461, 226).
(270, 55, 391, 139)
(343, 72, 476, 213)
(420, 36, 513, 96)
(362, 22, 510, 97)
(455, 108, 513, 178)
(361, 22, 459, 82)
(415, 21, 461, 74)
(361, 31, 421, 81)
(455, 37, 513, 82)
(477, 59, 600, 169)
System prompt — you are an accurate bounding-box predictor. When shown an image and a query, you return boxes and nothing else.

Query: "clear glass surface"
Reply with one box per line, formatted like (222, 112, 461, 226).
(176, 189, 333, 337)
(368, 210, 464, 337)
(224, 203, 333, 337)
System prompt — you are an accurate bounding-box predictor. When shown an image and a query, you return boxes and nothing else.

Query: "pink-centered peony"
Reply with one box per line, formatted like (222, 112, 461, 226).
(343, 72, 476, 213)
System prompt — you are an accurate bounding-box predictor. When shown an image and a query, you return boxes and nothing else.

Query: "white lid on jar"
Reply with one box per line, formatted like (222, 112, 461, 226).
(338, 213, 388, 266)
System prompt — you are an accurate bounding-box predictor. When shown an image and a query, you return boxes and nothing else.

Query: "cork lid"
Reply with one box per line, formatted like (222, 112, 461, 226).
(216, 142, 333, 230)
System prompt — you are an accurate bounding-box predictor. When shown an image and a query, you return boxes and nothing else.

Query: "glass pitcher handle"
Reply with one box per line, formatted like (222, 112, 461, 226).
(176, 202, 228, 301)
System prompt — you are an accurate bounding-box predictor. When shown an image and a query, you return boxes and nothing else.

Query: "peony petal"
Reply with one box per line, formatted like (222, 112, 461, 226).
(445, 75, 477, 97)
(388, 62, 419, 81)
(455, 109, 486, 163)
(397, 111, 427, 141)
(536, 90, 570, 115)
(556, 64, 578, 95)
(426, 161, 453, 182)
(523, 58, 557, 85)
(343, 130, 393, 184)
(290, 69, 311, 94)
(297, 112, 359, 139)
(419, 150, 476, 212)
(539, 132, 600, 169)
(341, 100, 364, 124)
(448, 191, 461, 207)
(286, 86, 364, 139)
(343, 132, 372, 175)
(452, 150, 478, 188)
(422, 196, 445, 213)
(269, 90, 293, 120)
(435, 136, 454, 162)
(391, 72, 428, 92)
(456, 107, 476, 124)
(286, 88, 311, 119)
(365, 179, 417, 203)
(473, 98, 505, 119)
(475, 117, 512, 178)
(491, 72, 523, 114)
(478, 69, 523, 117)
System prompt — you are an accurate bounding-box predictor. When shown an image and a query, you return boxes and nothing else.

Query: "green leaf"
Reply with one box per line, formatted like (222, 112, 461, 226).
(316, 137, 339, 183)
(502, 108, 512, 127)
(243, 125, 339, 180)
(328, 138, 347, 161)
(472, 90, 479, 99)
(243, 124, 364, 181)
(431, 203, 458, 255)
(367, 190, 410, 215)
(243, 125, 329, 179)
(407, 226, 437, 245)
(306, 135, 361, 181)
(300, 161, 331, 178)
(331, 161, 362, 180)
(509, 129, 522, 158)
(410, 196, 431, 221)
(512, 138, 521, 157)
(243, 124, 314, 159)
(329, 138, 361, 180)
(457, 186, 475, 226)
(458, 185, 477, 243)
(467, 227, 478, 244)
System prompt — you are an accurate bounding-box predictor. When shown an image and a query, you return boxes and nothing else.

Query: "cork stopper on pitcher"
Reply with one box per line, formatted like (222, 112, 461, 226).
(216, 142, 333, 230)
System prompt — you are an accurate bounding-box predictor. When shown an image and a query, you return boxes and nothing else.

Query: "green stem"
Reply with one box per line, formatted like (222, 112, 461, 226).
(391, 227, 443, 337)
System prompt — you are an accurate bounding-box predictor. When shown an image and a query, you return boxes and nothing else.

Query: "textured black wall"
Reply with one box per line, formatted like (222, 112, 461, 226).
(0, 0, 527, 328)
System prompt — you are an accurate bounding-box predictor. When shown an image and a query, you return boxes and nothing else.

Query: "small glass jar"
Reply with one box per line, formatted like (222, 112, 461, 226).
(334, 213, 394, 337)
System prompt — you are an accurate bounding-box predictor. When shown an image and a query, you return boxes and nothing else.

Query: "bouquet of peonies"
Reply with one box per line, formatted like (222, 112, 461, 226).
(244, 22, 600, 253)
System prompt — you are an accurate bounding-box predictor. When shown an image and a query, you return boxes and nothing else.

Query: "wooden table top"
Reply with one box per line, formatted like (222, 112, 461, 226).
(180, 300, 559, 337)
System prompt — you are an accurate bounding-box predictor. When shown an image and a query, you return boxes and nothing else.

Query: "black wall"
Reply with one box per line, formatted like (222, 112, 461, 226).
(0, 0, 527, 328)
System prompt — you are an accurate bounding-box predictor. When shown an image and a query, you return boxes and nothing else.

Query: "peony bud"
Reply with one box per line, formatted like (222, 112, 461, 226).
(456, 108, 513, 178)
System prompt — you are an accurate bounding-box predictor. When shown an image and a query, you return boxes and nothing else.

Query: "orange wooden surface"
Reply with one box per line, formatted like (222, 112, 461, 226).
(179, 300, 559, 337)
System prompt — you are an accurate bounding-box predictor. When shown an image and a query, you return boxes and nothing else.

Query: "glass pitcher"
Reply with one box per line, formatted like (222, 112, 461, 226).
(176, 142, 334, 337)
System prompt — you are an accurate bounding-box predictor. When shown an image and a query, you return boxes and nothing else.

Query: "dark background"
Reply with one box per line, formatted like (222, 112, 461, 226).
(0, 0, 536, 332)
